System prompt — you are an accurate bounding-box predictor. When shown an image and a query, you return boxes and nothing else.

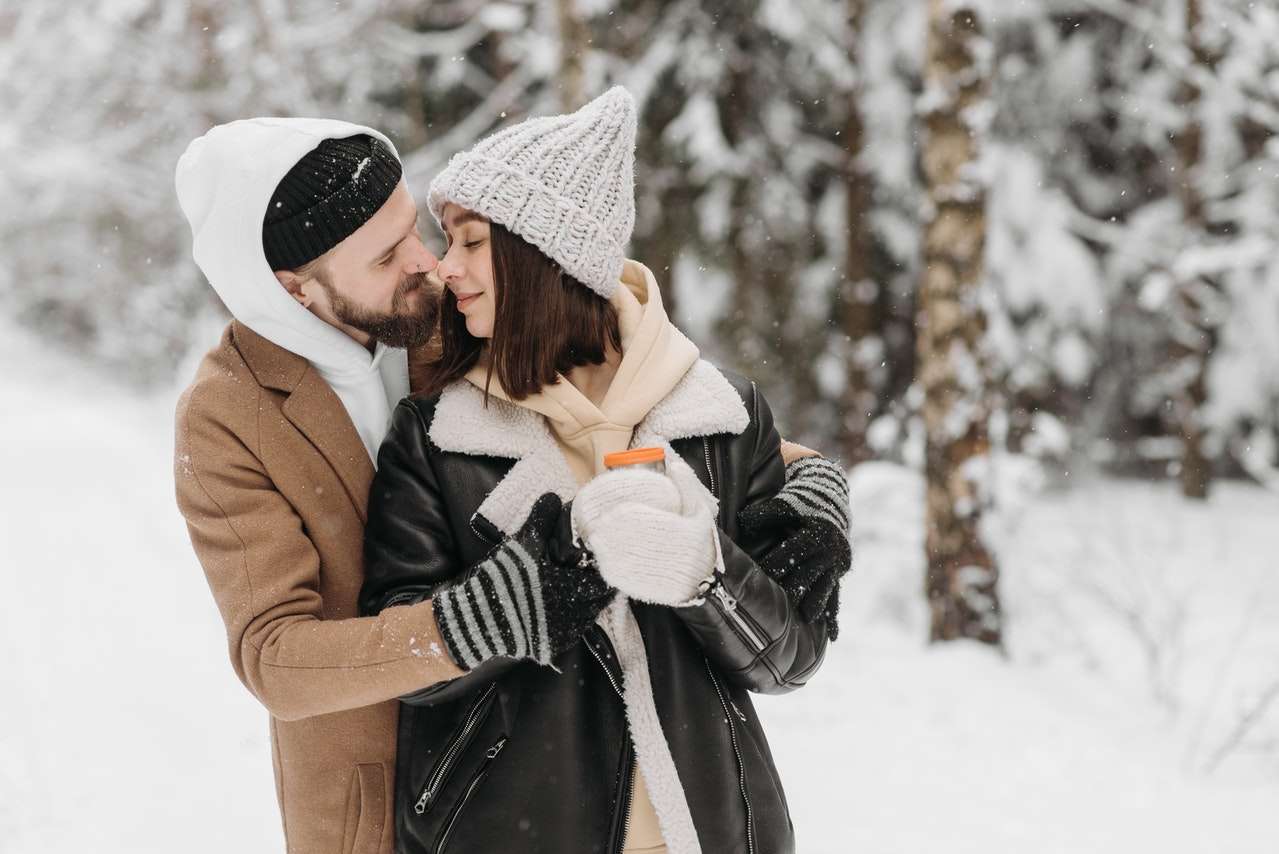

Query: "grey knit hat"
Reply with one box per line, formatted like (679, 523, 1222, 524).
(427, 87, 638, 299)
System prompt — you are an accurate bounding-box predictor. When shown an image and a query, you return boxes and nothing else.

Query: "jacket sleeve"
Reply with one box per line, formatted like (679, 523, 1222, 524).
(359, 400, 522, 706)
(672, 383, 832, 694)
(174, 387, 464, 723)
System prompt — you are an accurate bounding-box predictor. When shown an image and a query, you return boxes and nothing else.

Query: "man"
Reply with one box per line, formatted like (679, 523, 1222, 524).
(174, 118, 462, 854)
(174, 117, 847, 854)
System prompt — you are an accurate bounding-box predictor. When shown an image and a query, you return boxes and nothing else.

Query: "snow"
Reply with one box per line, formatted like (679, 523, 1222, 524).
(351, 155, 372, 182)
(3, 328, 1277, 852)
(756, 460, 1279, 853)
(0, 328, 280, 852)
(663, 90, 743, 181)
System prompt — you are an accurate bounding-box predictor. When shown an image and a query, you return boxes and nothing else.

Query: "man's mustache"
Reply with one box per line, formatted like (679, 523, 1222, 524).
(399, 270, 430, 295)
(423, 269, 446, 293)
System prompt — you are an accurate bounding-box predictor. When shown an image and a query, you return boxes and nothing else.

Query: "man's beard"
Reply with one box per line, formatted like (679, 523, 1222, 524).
(321, 271, 439, 348)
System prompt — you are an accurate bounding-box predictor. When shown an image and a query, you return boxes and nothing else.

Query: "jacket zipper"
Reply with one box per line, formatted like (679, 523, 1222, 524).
(699, 436, 769, 654)
(708, 581, 768, 653)
(384, 588, 427, 608)
(587, 630, 636, 854)
(435, 734, 508, 854)
(415, 683, 497, 815)
(610, 739, 636, 854)
(469, 515, 497, 546)
(701, 436, 718, 508)
(705, 657, 756, 854)
(586, 629, 625, 699)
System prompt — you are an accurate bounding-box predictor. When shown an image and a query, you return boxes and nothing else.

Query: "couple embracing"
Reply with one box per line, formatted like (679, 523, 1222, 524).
(174, 88, 851, 854)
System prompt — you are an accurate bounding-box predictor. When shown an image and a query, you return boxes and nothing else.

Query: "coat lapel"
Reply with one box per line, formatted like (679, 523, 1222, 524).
(282, 373, 376, 522)
(429, 380, 578, 536)
(233, 322, 375, 523)
(428, 359, 749, 536)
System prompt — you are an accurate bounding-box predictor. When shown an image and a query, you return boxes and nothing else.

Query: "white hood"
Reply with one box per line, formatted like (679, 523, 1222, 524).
(175, 117, 410, 463)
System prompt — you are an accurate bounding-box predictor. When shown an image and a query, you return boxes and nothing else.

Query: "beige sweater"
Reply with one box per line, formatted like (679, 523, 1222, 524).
(465, 259, 695, 852)
(465, 260, 699, 482)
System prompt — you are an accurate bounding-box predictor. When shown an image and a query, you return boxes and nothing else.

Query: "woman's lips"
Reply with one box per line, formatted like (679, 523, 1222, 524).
(455, 292, 479, 310)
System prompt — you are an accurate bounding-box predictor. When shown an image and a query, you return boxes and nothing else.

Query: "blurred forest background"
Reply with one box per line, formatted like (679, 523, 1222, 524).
(3, 3, 1279, 847)
(6, 0, 1279, 491)
(6, 0, 1279, 639)
(5, 0, 1278, 474)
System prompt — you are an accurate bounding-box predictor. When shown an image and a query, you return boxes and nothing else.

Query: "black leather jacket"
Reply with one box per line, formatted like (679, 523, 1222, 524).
(361, 372, 830, 854)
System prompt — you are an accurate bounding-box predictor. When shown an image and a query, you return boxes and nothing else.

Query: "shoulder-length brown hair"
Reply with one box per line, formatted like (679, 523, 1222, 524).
(412, 221, 621, 400)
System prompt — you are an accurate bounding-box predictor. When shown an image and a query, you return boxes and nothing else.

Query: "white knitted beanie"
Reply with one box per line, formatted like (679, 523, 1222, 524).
(427, 86, 638, 299)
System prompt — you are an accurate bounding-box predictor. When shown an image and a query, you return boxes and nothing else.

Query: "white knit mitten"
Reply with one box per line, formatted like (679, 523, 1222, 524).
(572, 462, 719, 606)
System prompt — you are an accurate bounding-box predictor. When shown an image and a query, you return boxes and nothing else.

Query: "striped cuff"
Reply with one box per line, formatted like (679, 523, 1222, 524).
(779, 457, 851, 532)
(434, 540, 552, 669)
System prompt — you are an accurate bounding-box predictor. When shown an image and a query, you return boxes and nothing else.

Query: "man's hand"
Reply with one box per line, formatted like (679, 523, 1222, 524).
(739, 456, 851, 638)
(432, 494, 615, 669)
(779, 438, 821, 466)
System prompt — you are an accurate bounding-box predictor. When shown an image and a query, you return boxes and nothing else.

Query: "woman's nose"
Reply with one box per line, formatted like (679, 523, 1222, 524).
(436, 250, 462, 282)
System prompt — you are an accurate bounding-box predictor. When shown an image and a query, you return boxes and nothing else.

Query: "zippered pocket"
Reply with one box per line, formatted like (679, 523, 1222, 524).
(414, 684, 498, 816)
(435, 735, 508, 854)
(706, 576, 768, 653)
(697, 436, 767, 654)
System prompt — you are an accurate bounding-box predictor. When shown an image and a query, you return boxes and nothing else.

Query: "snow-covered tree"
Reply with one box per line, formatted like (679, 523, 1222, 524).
(0, 0, 444, 381)
(5, 0, 1277, 502)
(917, 0, 1002, 645)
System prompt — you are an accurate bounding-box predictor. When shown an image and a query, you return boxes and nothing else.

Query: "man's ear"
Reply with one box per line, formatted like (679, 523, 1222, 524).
(274, 270, 311, 307)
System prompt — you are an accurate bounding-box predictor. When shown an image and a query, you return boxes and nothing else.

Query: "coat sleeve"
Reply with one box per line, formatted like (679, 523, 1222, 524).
(359, 400, 523, 706)
(671, 383, 832, 694)
(174, 386, 464, 723)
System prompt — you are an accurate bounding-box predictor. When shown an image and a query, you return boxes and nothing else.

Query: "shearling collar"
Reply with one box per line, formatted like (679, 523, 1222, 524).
(429, 358, 748, 535)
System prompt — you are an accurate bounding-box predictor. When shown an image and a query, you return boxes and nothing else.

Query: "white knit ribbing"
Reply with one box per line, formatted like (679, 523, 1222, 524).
(427, 86, 638, 299)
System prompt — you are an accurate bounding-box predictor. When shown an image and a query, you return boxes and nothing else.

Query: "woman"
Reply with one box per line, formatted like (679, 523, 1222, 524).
(361, 88, 851, 854)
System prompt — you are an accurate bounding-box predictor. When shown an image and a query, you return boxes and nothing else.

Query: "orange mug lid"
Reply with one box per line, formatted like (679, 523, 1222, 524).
(604, 447, 666, 468)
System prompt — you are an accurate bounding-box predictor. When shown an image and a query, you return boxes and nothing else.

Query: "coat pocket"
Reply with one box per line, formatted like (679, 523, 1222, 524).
(414, 683, 499, 816)
(435, 734, 508, 854)
(341, 763, 387, 854)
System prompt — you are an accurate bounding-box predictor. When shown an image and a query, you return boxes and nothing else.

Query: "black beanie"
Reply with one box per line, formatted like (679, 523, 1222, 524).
(262, 134, 402, 271)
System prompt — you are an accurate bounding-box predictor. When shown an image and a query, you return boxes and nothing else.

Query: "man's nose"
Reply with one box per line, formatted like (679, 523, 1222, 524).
(412, 245, 439, 274)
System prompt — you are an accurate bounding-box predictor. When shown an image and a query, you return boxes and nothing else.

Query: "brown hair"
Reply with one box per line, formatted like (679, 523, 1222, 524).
(414, 221, 621, 400)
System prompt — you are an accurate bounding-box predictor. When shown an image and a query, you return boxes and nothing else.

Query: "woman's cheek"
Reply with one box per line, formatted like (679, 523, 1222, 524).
(468, 296, 496, 338)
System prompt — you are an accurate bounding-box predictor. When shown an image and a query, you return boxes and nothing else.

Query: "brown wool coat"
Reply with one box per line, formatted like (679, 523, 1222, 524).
(175, 321, 462, 854)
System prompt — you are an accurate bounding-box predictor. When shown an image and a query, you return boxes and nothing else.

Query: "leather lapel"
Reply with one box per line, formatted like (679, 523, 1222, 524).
(427, 361, 748, 536)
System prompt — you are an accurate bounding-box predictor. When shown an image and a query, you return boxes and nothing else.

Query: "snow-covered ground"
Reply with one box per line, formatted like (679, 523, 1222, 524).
(3, 331, 1277, 853)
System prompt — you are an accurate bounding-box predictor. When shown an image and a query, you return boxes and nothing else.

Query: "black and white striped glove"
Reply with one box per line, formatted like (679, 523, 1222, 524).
(433, 494, 615, 669)
(738, 456, 852, 638)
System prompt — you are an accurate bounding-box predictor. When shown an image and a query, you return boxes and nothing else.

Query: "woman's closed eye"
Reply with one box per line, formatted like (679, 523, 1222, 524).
(463, 239, 485, 250)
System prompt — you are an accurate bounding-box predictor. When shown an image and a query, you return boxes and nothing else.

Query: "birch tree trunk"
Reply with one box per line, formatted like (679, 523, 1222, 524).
(918, 0, 1001, 646)
(556, 0, 588, 111)
(1170, 0, 1216, 500)
(836, 0, 878, 466)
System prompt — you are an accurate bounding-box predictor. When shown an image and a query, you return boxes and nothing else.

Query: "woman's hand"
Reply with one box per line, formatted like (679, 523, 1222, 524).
(571, 462, 718, 607)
